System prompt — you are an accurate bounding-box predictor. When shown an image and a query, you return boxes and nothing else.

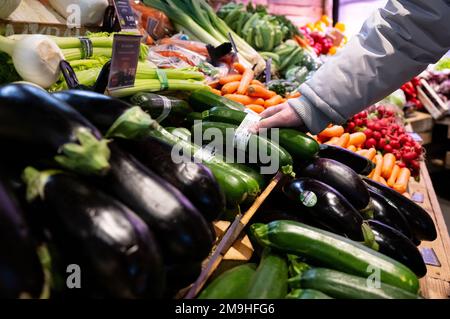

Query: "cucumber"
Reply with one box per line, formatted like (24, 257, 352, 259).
(251, 220, 420, 293)
(202, 107, 319, 162)
(199, 263, 257, 299)
(286, 289, 333, 299)
(192, 121, 294, 175)
(291, 268, 420, 299)
(189, 90, 246, 112)
(246, 250, 288, 299)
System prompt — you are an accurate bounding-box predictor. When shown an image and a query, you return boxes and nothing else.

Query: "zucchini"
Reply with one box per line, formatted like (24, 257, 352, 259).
(202, 107, 319, 162)
(283, 178, 365, 240)
(199, 263, 257, 299)
(186, 112, 203, 125)
(246, 249, 288, 299)
(165, 127, 192, 142)
(319, 144, 375, 175)
(291, 268, 420, 299)
(192, 121, 294, 175)
(286, 289, 333, 299)
(189, 89, 246, 112)
(251, 220, 420, 293)
(299, 158, 370, 211)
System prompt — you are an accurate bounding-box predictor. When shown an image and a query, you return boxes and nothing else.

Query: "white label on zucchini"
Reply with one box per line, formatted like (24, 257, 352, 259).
(155, 96, 172, 123)
(233, 112, 261, 152)
(299, 191, 317, 207)
(194, 145, 216, 162)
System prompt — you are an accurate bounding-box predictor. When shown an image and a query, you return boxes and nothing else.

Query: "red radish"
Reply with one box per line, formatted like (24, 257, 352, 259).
(365, 138, 377, 149)
(355, 118, 363, 127)
(384, 144, 393, 153)
(378, 138, 387, 149)
(364, 128, 373, 138)
(347, 122, 356, 130)
(373, 131, 382, 140)
(398, 161, 406, 168)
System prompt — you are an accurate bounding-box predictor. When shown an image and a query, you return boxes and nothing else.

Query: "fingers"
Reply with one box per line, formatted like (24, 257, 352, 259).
(259, 103, 286, 118)
(257, 112, 289, 130)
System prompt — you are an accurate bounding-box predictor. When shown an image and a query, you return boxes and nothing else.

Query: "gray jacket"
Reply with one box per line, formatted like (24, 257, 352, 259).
(289, 0, 450, 134)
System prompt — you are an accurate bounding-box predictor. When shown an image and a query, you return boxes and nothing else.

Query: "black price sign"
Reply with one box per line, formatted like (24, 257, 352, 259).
(113, 0, 137, 31)
(108, 34, 142, 90)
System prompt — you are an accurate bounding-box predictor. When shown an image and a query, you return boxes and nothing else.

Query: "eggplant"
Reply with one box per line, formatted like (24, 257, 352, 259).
(0, 84, 110, 176)
(368, 188, 414, 241)
(283, 178, 365, 241)
(363, 177, 437, 241)
(23, 168, 165, 298)
(165, 262, 202, 293)
(0, 177, 44, 299)
(116, 136, 225, 222)
(299, 158, 370, 211)
(319, 144, 375, 175)
(367, 220, 427, 278)
(95, 143, 215, 263)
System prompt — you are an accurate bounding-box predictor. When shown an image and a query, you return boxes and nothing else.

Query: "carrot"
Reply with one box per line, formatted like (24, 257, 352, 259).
(219, 74, 242, 85)
(264, 95, 284, 108)
(221, 81, 240, 95)
(347, 145, 357, 152)
(336, 133, 350, 148)
(381, 153, 396, 179)
(247, 104, 265, 114)
(378, 176, 388, 186)
(237, 68, 254, 95)
(348, 132, 366, 147)
(393, 168, 411, 194)
(233, 62, 247, 74)
(387, 164, 400, 187)
(324, 136, 340, 145)
(318, 125, 344, 139)
(364, 148, 377, 161)
(208, 81, 220, 89)
(224, 94, 264, 106)
(211, 88, 222, 96)
(372, 154, 384, 182)
(247, 85, 277, 99)
(287, 91, 301, 99)
(251, 79, 265, 87)
(356, 149, 367, 156)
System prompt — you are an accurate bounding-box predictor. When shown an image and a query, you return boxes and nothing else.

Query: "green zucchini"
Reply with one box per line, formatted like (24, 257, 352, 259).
(246, 250, 288, 299)
(286, 289, 333, 299)
(189, 90, 247, 112)
(199, 263, 257, 299)
(192, 121, 294, 175)
(165, 127, 191, 141)
(202, 107, 319, 162)
(290, 268, 420, 299)
(250, 220, 420, 294)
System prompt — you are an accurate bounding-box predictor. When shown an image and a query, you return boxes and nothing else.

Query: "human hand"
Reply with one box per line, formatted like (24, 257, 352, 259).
(253, 102, 304, 132)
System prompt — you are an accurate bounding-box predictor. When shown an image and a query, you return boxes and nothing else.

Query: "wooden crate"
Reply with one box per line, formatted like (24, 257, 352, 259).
(405, 111, 434, 133)
(418, 79, 449, 120)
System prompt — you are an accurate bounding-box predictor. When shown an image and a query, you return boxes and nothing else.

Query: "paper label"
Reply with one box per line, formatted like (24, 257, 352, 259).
(113, 0, 138, 31)
(420, 247, 441, 267)
(233, 112, 261, 152)
(300, 191, 317, 207)
(107, 34, 141, 90)
(412, 192, 425, 204)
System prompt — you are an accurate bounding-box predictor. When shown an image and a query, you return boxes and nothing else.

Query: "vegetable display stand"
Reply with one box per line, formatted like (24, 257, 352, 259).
(184, 172, 285, 299)
(417, 79, 449, 120)
(410, 161, 450, 299)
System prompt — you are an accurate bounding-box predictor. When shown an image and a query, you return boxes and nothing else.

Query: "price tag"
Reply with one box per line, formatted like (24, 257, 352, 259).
(420, 247, 441, 267)
(113, 0, 138, 31)
(265, 57, 272, 85)
(412, 192, 425, 204)
(107, 34, 141, 91)
(147, 18, 161, 41)
(234, 112, 261, 152)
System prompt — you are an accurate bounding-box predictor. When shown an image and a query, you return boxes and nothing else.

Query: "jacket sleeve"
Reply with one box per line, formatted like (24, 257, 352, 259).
(289, 0, 450, 134)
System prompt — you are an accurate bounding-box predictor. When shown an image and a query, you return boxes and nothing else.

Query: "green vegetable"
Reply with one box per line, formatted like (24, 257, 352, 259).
(189, 89, 247, 112)
(290, 268, 421, 299)
(199, 264, 257, 299)
(286, 289, 333, 299)
(246, 249, 288, 299)
(251, 220, 420, 294)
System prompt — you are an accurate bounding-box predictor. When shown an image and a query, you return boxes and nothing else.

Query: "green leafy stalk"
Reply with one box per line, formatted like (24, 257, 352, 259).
(106, 106, 155, 139)
(22, 167, 62, 202)
(362, 222, 379, 251)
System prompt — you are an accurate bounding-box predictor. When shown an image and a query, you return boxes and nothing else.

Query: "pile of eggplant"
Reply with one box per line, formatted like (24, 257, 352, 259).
(258, 145, 437, 278)
(0, 84, 226, 298)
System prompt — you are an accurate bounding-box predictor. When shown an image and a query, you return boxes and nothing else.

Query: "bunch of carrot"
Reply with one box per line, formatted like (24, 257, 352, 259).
(311, 125, 412, 195)
(208, 63, 300, 114)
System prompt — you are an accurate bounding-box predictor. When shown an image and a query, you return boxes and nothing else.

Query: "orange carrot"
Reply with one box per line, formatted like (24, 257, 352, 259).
(254, 98, 266, 106)
(233, 62, 247, 74)
(372, 154, 384, 182)
(247, 85, 277, 99)
(247, 104, 265, 114)
(221, 81, 240, 95)
(324, 136, 340, 145)
(264, 95, 284, 108)
(348, 132, 366, 146)
(336, 133, 350, 148)
(387, 164, 400, 187)
(347, 145, 357, 152)
(393, 168, 411, 194)
(208, 81, 220, 89)
(237, 68, 254, 95)
(368, 169, 375, 179)
(356, 149, 367, 156)
(224, 94, 264, 106)
(381, 153, 396, 179)
(287, 91, 301, 99)
(318, 125, 345, 139)
(211, 88, 222, 96)
(251, 79, 265, 86)
(219, 74, 242, 85)
(378, 176, 388, 186)
(364, 148, 377, 161)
